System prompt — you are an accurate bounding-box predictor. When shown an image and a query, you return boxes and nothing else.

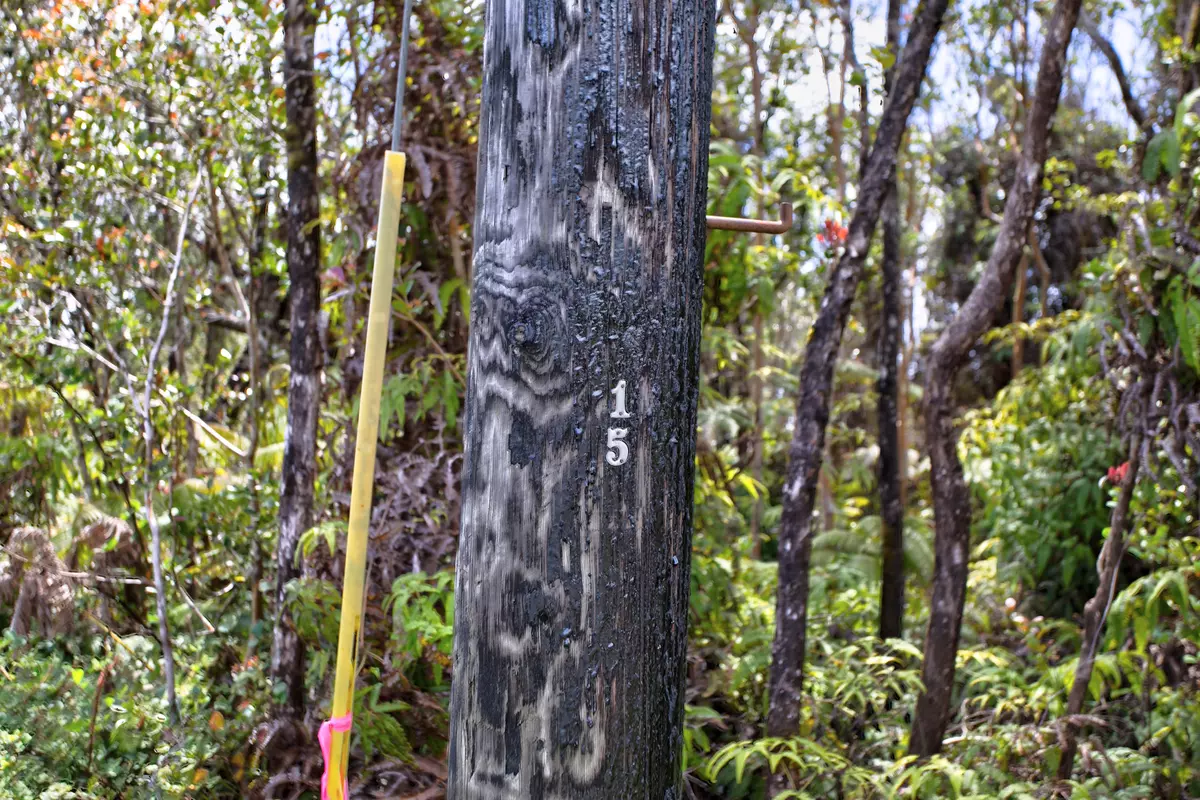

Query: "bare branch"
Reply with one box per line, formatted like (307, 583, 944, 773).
(1078, 12, 1147, 130)
(177, 406, 247, 458)
(137, 170, 203, 724)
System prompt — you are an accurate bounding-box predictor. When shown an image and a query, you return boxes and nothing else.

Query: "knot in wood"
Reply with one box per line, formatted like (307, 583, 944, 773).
(506, 289, 564, 377)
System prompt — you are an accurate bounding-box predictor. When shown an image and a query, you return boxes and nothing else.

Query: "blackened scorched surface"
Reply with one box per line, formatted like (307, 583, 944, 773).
(446, 0, 714, 795)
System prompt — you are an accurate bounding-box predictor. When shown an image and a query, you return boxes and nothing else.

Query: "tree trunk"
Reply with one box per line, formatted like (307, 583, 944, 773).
(896, 179, 924, 513)
(876, 0, 905, 642)
(1057, 440, 1141, 779)
(1008, 10, 1032, 379)
(909, 0, 1082, 757)
(272, 0, 322, 717)
(766, 0, 950, 783)
(248, 101, 273, 642)
(446, 0, 714, 793)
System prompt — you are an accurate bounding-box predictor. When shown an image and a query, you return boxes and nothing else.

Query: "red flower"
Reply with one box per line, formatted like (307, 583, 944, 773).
(1107, 462, 1130, 484)
(818, 218, 848, 246)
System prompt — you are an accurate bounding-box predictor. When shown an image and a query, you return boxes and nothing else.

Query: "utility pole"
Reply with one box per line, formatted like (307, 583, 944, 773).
(447, 0, 715, 794)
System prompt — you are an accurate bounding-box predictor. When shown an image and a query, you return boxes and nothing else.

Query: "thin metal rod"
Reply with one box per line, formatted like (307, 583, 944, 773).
(391, 0, 416, 151)
(706, 202, 793, 234)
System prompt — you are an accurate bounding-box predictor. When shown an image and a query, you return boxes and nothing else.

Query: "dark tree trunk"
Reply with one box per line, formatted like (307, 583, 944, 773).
(876, 0, 905, 642)
(909, 0, 1082, 757)
(765, 0, 950, 773)
(271, 0, 321, 718)
(248, 81, 273, 643)
(446, 0, 714, 793)
(1057, 440, 1141, 778)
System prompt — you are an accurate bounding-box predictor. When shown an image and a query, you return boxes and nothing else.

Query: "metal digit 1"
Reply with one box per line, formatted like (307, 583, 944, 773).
(606, 427, 629, 466)
(610, 380, 631, 419)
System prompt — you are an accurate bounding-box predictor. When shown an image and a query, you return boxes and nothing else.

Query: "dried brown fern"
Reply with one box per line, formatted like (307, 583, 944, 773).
(0, 527, 75, 636)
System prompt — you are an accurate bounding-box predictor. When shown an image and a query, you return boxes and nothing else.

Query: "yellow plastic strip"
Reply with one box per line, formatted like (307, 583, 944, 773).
(325, 150, 407, 800)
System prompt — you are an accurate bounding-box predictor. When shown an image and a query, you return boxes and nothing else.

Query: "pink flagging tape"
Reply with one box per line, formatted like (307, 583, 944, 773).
(318, 713, 353, 800)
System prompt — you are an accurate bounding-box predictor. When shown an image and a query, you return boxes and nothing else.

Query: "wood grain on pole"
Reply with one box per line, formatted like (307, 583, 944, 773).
(447, 0, 715, 794)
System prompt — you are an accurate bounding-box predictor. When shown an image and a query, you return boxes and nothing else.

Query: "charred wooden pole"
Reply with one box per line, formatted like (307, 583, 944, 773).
(446, 0, 715, 793)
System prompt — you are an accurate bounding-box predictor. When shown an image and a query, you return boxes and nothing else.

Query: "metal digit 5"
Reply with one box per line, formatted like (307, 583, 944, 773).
(606, 427, 629, 466)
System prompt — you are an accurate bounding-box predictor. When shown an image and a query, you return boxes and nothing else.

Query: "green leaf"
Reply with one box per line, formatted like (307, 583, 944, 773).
(1174, 87, 1200, 140)
(435, 278, 463, 330)
(870, 45, 896, 70)
(733, 747, 753, 783)
(1134, 613, 1150, 653)
(1173, 297, 1200, 372)
(1043, 746, 1061, 777)
(1143, 132, 1166, 182)
(420, 382, 439, 415)
(686, 704, 725, 722)
(443, 370, 459, 430)
(1162, 130, 1182, 177)
(1138, 313, 1155, 348)
(1150, 570, 1189, 611)
(458, 284, 472, 323)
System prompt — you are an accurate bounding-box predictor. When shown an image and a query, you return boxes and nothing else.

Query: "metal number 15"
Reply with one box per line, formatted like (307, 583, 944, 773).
(606, 380, 630, 466)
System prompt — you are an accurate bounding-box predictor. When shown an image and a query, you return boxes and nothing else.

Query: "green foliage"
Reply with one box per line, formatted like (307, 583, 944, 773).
(376, 354, 464, 438)
(353, 679, 414, 764)
(963, 318, 1122, 615)
(0, 429, 76, 524)
(0, 631, 269, 799)
(810, 511, 935, 585)
(298, 519, 348, 561)
(684, 704, 728, 773)
(385, 569, 455, 688)
(1143, 88, 1200, 182)
(708, 736, 873, 798)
